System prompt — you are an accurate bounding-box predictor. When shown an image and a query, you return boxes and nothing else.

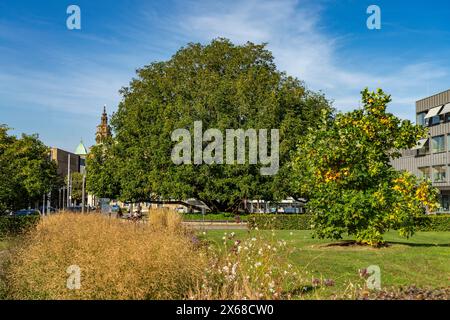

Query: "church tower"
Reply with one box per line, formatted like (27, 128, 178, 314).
(95, 105, 112, 144)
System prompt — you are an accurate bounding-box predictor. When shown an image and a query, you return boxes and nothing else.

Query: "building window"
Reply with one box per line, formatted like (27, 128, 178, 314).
(416, 112, 426, 126)
(419, 167, 431, 180)
(432, 135, 445, 153)
(417, 139, 430, 156)
(433, 165, 446, 182)
(427, 115, 442, 126)
(416, 139, 430, 156)
(440, 195, 450, 212)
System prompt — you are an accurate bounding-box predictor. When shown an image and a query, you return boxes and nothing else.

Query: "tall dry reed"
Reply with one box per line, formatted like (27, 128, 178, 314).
(4, 210, 313, 300)
(5, 210, 207, 299)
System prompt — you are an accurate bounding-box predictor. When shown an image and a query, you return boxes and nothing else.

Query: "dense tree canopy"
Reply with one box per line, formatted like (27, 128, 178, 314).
(0, 125, 60, 213)
(87, 39, 333, 211)
(86, 137, 121, 200)
(291, 89, 439, 246)
(67, 172, 84, 204)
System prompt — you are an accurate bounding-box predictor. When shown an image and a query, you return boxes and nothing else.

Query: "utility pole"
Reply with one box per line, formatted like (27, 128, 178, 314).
(42, 193, 46, 216)
(67, 154, 71, 209)
(62, 187, 66, 211)
(82, 174, 86, 213)
(47, 191, 51, 215)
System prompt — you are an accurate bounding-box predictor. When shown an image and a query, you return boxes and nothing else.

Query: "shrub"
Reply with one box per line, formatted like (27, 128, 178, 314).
(4, 211, 208, 299)
(182, 212, 249, 222)
(249, 214, 450, 232)
(290, 89, 439, 246)
(415, 215, 450, 232)
(248, 214, 313, 230)
(0, 215, 40, 238)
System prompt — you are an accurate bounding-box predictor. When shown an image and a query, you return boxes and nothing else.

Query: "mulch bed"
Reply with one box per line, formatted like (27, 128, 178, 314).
(357, 286, 450, 300)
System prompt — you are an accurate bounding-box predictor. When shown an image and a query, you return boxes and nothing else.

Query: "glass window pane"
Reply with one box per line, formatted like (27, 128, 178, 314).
(433, 165, 446, 182)
(432, 135, 445, 153)
(416, 113, 426, 126)
(419, 167, 431, 179)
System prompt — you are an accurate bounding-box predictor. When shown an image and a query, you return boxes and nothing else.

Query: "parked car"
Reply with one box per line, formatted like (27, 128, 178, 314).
(175, 206, 187, 213)
(111, 205, 121, 213)
(12, 209, 41, 216)
(67, 206, 82, 212)
(39, 206, 57, 213)
(284, 207, 300, 214)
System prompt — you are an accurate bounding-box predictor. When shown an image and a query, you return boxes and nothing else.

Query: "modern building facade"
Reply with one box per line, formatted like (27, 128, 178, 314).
(391, 89, 450, 211)
(50, 148, 80, 178)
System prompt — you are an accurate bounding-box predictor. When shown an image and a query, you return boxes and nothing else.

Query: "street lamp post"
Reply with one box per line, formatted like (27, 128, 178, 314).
(82, 174, 86, 213)
(67, 154, 71, 209)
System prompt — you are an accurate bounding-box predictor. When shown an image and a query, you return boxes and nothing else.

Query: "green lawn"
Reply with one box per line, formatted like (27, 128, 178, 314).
(203, 230, 450, 297)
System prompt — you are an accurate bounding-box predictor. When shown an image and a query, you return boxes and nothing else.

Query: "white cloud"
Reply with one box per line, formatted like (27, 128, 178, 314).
(2, 0, 450, 128)
(170, 0, 450, 120)
(0, 67, 126, 116)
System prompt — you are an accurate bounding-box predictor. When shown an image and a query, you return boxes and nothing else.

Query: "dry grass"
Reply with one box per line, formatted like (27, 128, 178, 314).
(5, 210, 207, 300)
(3, 210, 313, 300)
(189, 232, 308, 300)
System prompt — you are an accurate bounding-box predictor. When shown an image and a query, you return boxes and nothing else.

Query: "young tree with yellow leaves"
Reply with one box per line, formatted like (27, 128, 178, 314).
(291, 88, 439, 246)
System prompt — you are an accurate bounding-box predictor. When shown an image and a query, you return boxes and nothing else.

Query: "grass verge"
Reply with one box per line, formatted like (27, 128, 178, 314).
(203, 230, 450, 299)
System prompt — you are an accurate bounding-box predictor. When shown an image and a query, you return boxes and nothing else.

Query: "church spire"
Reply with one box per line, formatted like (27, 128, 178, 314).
(95, 105, 112, 144)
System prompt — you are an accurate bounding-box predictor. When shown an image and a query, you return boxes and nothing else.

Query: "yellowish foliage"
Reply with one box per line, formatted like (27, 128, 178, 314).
(6, 211, 207, 299)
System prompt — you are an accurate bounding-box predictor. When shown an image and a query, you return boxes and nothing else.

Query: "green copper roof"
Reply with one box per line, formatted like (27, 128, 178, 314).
(75, 141, 88, 155)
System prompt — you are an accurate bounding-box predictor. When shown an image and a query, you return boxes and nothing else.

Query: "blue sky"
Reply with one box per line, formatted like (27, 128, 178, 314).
(1, 0, 450, 151)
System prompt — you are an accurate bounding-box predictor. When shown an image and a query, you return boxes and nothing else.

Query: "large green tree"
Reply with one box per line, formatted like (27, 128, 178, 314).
(0, 125, 60, 213)
(67, 172, 84, 204)
(86, 138, 121, 200)
(291, 89, 439, 246)
(88, 39, 332, 211)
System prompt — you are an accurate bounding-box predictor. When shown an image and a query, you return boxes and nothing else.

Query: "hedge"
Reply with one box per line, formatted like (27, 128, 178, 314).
(0, 215, 40, 237)
(249, 214, 450, 232)
(183, 213, 249, 221)
(248, 214, 313, 230)
(415, 215, 450, 232)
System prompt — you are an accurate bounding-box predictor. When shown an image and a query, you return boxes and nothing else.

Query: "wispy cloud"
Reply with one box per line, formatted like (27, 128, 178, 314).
(165, 0, 450, 119)
(2, 0, 450, 151)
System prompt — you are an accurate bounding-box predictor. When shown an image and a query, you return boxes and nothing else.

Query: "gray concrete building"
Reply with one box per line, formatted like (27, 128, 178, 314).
(391, 89, 450, 212)
(50, 147, 80, 178)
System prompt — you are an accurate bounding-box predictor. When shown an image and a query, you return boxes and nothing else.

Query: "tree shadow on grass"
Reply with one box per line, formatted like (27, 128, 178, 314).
(386, 241, 450, 248)
(322, 240, 390, 249)
(321, 240, 450, 248)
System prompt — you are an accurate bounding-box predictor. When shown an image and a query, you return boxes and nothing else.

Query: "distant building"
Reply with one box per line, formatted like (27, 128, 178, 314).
(95, 105, 112, 144)
(75, 140, 88, 173)
(391, 89, 450, 212)
(50, 148, 80, 178)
